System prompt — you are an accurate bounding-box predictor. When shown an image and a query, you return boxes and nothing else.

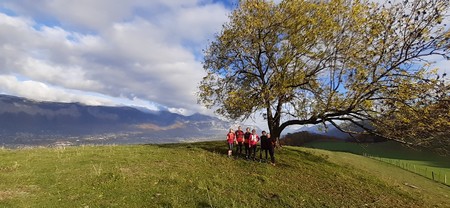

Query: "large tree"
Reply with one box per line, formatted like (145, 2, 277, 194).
(198, 0, 450, 151)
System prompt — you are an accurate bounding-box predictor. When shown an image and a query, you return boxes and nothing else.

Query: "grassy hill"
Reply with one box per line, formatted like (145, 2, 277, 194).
(1, 141, 449, 207)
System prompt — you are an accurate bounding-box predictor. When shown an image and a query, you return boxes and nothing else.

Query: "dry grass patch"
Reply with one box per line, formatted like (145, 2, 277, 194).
(0, 190, 29, 201)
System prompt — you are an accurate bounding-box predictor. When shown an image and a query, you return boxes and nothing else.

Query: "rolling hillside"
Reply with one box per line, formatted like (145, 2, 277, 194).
(1, 141, 449, 207)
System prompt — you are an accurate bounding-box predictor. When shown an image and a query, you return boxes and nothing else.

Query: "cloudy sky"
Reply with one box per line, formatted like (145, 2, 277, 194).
(0, 0, 448, 122)
(0, 0, 237, 116)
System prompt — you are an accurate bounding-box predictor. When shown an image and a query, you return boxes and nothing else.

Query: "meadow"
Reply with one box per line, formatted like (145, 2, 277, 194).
(0, 141, 449, 207)
(304, 140, 450, 186)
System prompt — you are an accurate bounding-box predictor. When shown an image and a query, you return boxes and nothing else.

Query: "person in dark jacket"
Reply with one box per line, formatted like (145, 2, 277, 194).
(259, 131, 275, 164)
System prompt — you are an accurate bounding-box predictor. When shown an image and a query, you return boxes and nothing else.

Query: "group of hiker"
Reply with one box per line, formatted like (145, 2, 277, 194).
(226, 126, 276, 165)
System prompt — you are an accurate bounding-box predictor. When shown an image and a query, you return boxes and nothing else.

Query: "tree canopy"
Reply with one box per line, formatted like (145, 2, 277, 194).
(198, 0, 450, 152)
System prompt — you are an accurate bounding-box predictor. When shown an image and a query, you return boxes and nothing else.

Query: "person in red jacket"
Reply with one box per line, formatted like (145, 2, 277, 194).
(249, 129, 260, 160)
(235, 126, 245, 157)
(226, 128, 236, 157)
(243, 127, 252, 159)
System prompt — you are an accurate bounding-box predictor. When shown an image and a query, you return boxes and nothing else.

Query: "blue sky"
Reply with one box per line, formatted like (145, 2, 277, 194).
(0, 0, 448, 128)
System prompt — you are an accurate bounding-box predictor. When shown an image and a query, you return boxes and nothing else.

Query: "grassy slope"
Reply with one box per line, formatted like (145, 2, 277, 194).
(0, 141, 449, 207)
(304, 141, 450, 183)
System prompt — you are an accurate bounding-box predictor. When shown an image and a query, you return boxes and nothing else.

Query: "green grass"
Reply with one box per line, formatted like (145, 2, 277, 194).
(304, 140, 450, 185)
(0, 141, 449, 207)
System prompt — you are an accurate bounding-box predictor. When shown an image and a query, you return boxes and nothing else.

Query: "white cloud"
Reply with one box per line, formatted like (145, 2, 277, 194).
(161, 4, 232, 45)
(0, 75, 113, 106)
(1, 0, 220, 31)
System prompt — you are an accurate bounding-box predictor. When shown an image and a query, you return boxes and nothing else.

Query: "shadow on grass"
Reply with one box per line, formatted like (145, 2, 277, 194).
(283, 147, 333, 165)
(193, 141, 229, 155)
(190, 141, 286, 166)
(197, 201, 212, 208)
(150, 141, 339, 167)
(151, 141, 229, 155)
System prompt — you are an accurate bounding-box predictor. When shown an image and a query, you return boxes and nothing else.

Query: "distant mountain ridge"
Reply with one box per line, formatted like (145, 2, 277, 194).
(283, 122, 385, 143)
(0, 94, 230, 146)
(286, 124, 351, 139)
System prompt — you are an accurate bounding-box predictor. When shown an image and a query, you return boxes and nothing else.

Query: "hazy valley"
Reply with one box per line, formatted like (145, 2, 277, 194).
(0, 94, 229, 147)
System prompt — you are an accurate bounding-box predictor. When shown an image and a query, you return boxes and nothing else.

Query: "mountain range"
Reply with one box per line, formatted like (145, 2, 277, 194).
(0, 94, 231, 147)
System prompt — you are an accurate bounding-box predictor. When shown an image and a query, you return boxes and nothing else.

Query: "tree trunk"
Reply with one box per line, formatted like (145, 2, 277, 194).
(267, 118, 282, 147)
(270, 126, 282, 148)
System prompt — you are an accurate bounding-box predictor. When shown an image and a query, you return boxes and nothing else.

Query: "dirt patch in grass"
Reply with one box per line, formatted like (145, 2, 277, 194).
(0, 190, 28, 201)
